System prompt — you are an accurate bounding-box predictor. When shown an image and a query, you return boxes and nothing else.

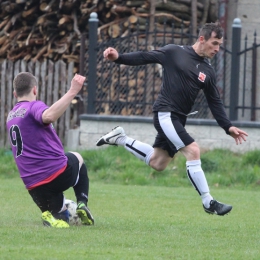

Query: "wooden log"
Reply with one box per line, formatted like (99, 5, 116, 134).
(37, 12, 57, 25)
(59, 15, 73, 26)
(108, 24, 121, 38)
(0, 35, 7, 45)
(43, 0, 58, 12)
(62, 54, 78, 62)
(111, 4, 132, 14)
(40, 2, 48, 12)
(98, 18, 127, 35)
(1, 12, 22, 36)
(22, 6, 38, 18)
(0, 41, 11, 56)
(16, 0, 27, 3)
(126, 1, 144, 7)
(59, 1, 77, 14)
(131, 8, 190, 25)
(72, 10, 81, 37)
(7, 47, 29, 60)
(4, 3, 21, 13)
(24, 53, 32, 61)
(175, 0, 203, 10)
(32, 45, 48, 62)
(0, 18, 10, 30)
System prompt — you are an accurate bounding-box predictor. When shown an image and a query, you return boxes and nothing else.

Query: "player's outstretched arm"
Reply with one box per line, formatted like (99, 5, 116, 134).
(228, 126, 248, 145)
(42, 74, 86, 124)
(103, 47, 119, 61)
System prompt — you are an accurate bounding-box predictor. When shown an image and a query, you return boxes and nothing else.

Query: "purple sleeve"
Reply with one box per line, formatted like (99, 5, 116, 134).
(30, 101, 49, 125)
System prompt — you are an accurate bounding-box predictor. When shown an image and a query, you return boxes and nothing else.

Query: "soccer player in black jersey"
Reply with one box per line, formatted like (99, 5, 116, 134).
(96, 22, 248, 216)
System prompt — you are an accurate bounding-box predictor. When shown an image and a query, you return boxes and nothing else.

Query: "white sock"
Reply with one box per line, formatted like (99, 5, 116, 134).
(115, 136, 127, 146)
(201, 193, 213, 208)
(116, 136, 154, 165)
(186, 160, 213, 208)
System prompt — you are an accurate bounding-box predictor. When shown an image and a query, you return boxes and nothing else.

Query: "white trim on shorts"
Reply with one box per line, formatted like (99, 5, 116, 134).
(158, 112, 185, 150)
(74, 163, 80, 186)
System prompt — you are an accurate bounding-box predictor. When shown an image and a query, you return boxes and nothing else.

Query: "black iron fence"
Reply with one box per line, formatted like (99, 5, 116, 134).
(82, 13, 260, 121)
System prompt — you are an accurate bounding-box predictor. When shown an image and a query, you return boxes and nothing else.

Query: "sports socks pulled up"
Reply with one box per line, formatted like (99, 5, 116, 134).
(116, 136, 154, 165)
(186, 160, 213, 208)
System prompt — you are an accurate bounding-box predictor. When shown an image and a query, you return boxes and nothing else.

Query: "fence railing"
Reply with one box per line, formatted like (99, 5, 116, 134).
(0, 59, 75, 148)
(84, 14, 260, 122)
(1, 17, 260, 148)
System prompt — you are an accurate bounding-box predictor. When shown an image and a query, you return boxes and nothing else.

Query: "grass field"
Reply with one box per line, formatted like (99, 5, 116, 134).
(1, 177, 260, 260)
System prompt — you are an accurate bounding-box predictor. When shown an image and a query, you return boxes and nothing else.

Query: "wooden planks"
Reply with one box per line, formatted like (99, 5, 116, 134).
(0, 59, 76, 148)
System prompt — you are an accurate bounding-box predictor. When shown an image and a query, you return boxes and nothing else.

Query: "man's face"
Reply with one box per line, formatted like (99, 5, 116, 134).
(199, 32, 223, 59)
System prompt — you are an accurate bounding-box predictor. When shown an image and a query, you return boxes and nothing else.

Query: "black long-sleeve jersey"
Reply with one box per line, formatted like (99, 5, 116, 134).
(115, 44, 232, 134)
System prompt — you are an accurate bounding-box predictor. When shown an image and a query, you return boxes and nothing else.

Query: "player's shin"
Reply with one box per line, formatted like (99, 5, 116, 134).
(186, 160, 213, 208)
(124, 138, 154, 165)
(73, 163, 89, 205)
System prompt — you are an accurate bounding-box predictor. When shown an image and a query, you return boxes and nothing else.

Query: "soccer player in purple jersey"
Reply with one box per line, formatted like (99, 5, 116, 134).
(6, 72, 94, 228)
(96, 22, 248, 216)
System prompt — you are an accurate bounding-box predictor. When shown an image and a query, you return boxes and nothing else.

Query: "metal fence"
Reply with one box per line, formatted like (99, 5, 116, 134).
(83, 14, 260, 122)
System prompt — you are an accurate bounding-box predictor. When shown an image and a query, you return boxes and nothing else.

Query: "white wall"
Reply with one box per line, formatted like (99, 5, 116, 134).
(74, 115, 260, 153)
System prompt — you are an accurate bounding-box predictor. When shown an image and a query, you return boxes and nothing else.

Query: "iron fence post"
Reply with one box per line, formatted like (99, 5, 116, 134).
(251, 31, 257, 121)
(87, 12, 99, 114)
(229, 18, 241, 120)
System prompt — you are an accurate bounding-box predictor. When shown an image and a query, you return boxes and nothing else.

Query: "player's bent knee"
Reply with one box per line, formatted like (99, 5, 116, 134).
(149, 162, 167, 171)
(182, 142, 200, 160)
(68, 151, 84, 166)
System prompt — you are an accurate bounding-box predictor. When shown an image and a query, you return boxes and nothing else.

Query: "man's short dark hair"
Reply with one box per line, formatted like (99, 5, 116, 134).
(198, 22, 224, 41)
(13, 72, 38, 97)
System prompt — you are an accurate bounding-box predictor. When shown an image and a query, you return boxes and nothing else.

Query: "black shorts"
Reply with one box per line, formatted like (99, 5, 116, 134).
(28, 152, 80, 213)
(153, 112, 194, 158)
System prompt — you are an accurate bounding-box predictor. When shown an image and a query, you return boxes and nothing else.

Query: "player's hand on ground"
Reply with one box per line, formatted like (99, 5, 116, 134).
(103, 47, 119, 61)
(70, 74, 86, 94)
(228, 126, 248, 144)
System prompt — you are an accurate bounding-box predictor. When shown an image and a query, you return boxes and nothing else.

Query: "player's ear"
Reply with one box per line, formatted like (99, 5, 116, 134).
(13, 91, 17, 98)
(33, 86, 37, 95)
(198, 36, 204, 43)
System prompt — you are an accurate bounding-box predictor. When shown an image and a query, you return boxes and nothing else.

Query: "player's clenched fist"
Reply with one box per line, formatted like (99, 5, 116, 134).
(70, 73, 86, 93)
(72, 73, 86, 87)
(103, 47, 119, 61)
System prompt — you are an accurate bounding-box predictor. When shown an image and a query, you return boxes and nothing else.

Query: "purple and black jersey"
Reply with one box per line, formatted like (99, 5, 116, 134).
(6, 101, 67, 189)
(115, 44, 232, 134)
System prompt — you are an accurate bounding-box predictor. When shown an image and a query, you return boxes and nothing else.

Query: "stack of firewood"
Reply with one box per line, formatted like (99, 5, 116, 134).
(0, 0, 218, 63)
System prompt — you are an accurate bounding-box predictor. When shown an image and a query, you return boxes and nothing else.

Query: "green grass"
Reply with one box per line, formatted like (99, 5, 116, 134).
(1, 148, 260, 259)
(79, 147, 260, 189)
(0, 178, 260, 260)
(2, 147, 260, 189)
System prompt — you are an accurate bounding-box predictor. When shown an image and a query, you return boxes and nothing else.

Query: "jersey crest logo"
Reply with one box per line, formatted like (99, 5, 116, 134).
(198, 72, 206, 82)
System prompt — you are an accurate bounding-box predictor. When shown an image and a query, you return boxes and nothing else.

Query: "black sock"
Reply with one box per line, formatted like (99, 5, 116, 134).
(73, 163, 89, 205)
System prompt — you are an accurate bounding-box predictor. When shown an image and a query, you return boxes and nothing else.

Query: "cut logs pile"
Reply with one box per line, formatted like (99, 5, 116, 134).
(0, 0, 218, 65)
